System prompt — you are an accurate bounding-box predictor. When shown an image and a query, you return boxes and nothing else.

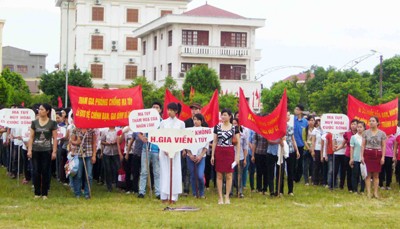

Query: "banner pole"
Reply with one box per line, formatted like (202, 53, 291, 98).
(277, 148, 283, 197)
(17, 146, 20, 185)
(169, 157, 173, 204)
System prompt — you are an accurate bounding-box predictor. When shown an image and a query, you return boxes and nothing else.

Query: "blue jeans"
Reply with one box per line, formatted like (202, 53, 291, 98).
(186, 156, 205, 197)
(103, 155, 120, 191)
(72, 156, 93, 197)
(139, 149, 160, 196)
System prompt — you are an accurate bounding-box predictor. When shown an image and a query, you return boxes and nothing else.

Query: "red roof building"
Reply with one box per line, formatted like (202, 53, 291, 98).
(183, 3, 245, 19)
(282, 73, 315, 83)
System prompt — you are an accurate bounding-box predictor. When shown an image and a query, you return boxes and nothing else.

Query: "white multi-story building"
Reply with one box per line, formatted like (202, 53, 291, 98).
(0, 19, 5, 72)
(56, 0, 190, 87)
(132, 3, 265, 107)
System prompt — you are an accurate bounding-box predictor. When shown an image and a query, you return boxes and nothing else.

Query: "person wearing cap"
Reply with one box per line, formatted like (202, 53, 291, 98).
(180, 102, 203, 196)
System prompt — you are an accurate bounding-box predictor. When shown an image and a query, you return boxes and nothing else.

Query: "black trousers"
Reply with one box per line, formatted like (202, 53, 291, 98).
(294, 146, 304, 182)
(124, 154, 141, 192)
(313, 150, 323, 185)
(276, 152, 296, 194)
(204, 154, 214, 188)
(32, 151, 52, 196)
(266, 154, 277, 195)
(334, 155, 346, 188)
(344, 156, 353, 191)
(21, 149, 31, 181)
(255, 154, 267, 192)
(379, 156, 393, 187)
(352, 161, 365, 192)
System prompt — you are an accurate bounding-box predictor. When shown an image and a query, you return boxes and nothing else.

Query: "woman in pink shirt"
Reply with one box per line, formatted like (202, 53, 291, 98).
(379, 134, 395, 189)
(393, 135, 400, 186)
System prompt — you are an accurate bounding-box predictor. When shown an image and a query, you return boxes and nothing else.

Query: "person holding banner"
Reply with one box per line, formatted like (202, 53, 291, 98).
(101, 126, 122, 192)
(186, 113, 208, 198)
(338, 119, 358, 192)
(211, 108, 240, 204)
(70, 128, 97, 199)
(349, 121, 365, 194)
(27, 104, 58, 199)
(362, 116, 386, 198)
(159, 102, 185, 203)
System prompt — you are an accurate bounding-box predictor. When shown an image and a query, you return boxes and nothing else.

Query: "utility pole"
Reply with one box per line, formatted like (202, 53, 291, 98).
(380, 55, 383, 98)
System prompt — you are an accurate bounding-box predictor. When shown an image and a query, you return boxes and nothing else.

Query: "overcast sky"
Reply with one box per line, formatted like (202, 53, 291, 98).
(1, 0, 399, 88)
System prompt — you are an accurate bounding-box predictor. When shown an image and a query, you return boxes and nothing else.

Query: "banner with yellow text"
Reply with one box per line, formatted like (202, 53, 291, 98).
(69, 86, 144, 128)
(239, 88, 287, 140)
(347, 95, 398, 134)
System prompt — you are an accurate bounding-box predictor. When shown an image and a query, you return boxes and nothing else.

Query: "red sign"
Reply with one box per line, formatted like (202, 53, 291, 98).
(347, 95, 398, 134)
(239, 88, 287, 140)
(162, 89, 220, 127)
(68, 86, 144, 128)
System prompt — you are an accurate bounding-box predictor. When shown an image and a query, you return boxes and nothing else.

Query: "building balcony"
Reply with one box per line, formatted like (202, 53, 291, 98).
(180, 45, 252, 59)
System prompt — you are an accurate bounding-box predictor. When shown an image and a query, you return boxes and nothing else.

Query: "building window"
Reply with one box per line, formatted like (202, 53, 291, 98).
(153, 67, 157, 81)
(161, 10, 172, 17)
(126, 37, 138, 51)
(91, 35, 103, 50)
(125, 65, 138, 79)
(142, 70, 146, 77)
(181, 63, 207, 73)
(219, 64, 246, 80)
(182, 30, 209, 46)
(40, 66, 43, 69)
(17, 65, 28, 74)
(92, 7, 104, 21)
(127, 9, 139, 23)
(168, 63, 172, 76)
(221, 32, 247, 47)
(142, 41, 146, 55)
(154, 36, 157, 50)
(3, 64, 14, 72)
(168, 31, 172, 46)
(91, 64, 103, 78)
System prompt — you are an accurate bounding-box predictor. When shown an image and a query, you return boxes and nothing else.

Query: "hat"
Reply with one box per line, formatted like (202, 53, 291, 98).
(190, 103, 202, 109)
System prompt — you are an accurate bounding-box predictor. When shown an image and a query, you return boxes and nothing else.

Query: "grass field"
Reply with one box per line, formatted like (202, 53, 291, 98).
(1, 166, 400, 229)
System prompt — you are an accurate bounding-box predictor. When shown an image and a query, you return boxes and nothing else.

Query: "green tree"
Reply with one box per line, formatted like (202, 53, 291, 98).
(261, 80, 301, 113)
(219, 94, 238, 113)
(371, 55, 400, 104)
(1, 68, 30, 93)
(0, 75, 14, 107)
(182, 65, 221, 102)
(130, 76, 159, 108)
(39, 65, 94, 106)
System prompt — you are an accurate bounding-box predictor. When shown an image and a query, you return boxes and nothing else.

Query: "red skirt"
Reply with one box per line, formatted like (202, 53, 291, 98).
(364, 148, 382, 173)
(215, 145, 235, 173)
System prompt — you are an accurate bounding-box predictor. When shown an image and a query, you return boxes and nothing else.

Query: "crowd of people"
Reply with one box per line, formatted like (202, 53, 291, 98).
(1, 103, 399, 203)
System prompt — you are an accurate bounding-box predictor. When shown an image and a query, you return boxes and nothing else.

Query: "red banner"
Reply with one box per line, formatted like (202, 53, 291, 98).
(347, 95, 398, 134)
(200, 89, 219, 127)
(162, 89, 220, 127)
(239, 88, 287, 140)
(69, 86, 144, 128)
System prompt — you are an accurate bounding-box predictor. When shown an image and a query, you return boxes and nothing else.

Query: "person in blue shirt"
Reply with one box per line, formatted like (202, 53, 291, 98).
(293, 104, 308, 182)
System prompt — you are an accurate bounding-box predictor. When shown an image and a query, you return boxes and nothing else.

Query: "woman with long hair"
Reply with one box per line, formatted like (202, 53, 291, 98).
(211, 109, 240, 204)
(362, 116, 386, 198)
(349, 121, 366, 193)
(27, 104, 58, 199)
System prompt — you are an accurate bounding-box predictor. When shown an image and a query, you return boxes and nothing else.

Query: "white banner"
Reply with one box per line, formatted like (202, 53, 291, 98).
(184, 127, 214, 153)
(321, 113, 349, 134)
(148, 128, 195, 158)
(129, 109, 161, 133)
(0, 108, 35, 128)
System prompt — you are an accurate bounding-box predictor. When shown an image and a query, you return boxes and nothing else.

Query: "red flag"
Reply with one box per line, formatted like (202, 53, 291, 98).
(239, 88, 287, 140)
(201, 89, 219, 127)
(21, 101, 25, 107)
(57, 96, 63, 108)
(163, 89, 191, 121)
(347, 95, 398, 134)
(68, 86, 144, 128)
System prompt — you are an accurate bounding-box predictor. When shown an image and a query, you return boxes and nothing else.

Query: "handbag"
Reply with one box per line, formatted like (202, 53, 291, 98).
(65, 153, 79, 178)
